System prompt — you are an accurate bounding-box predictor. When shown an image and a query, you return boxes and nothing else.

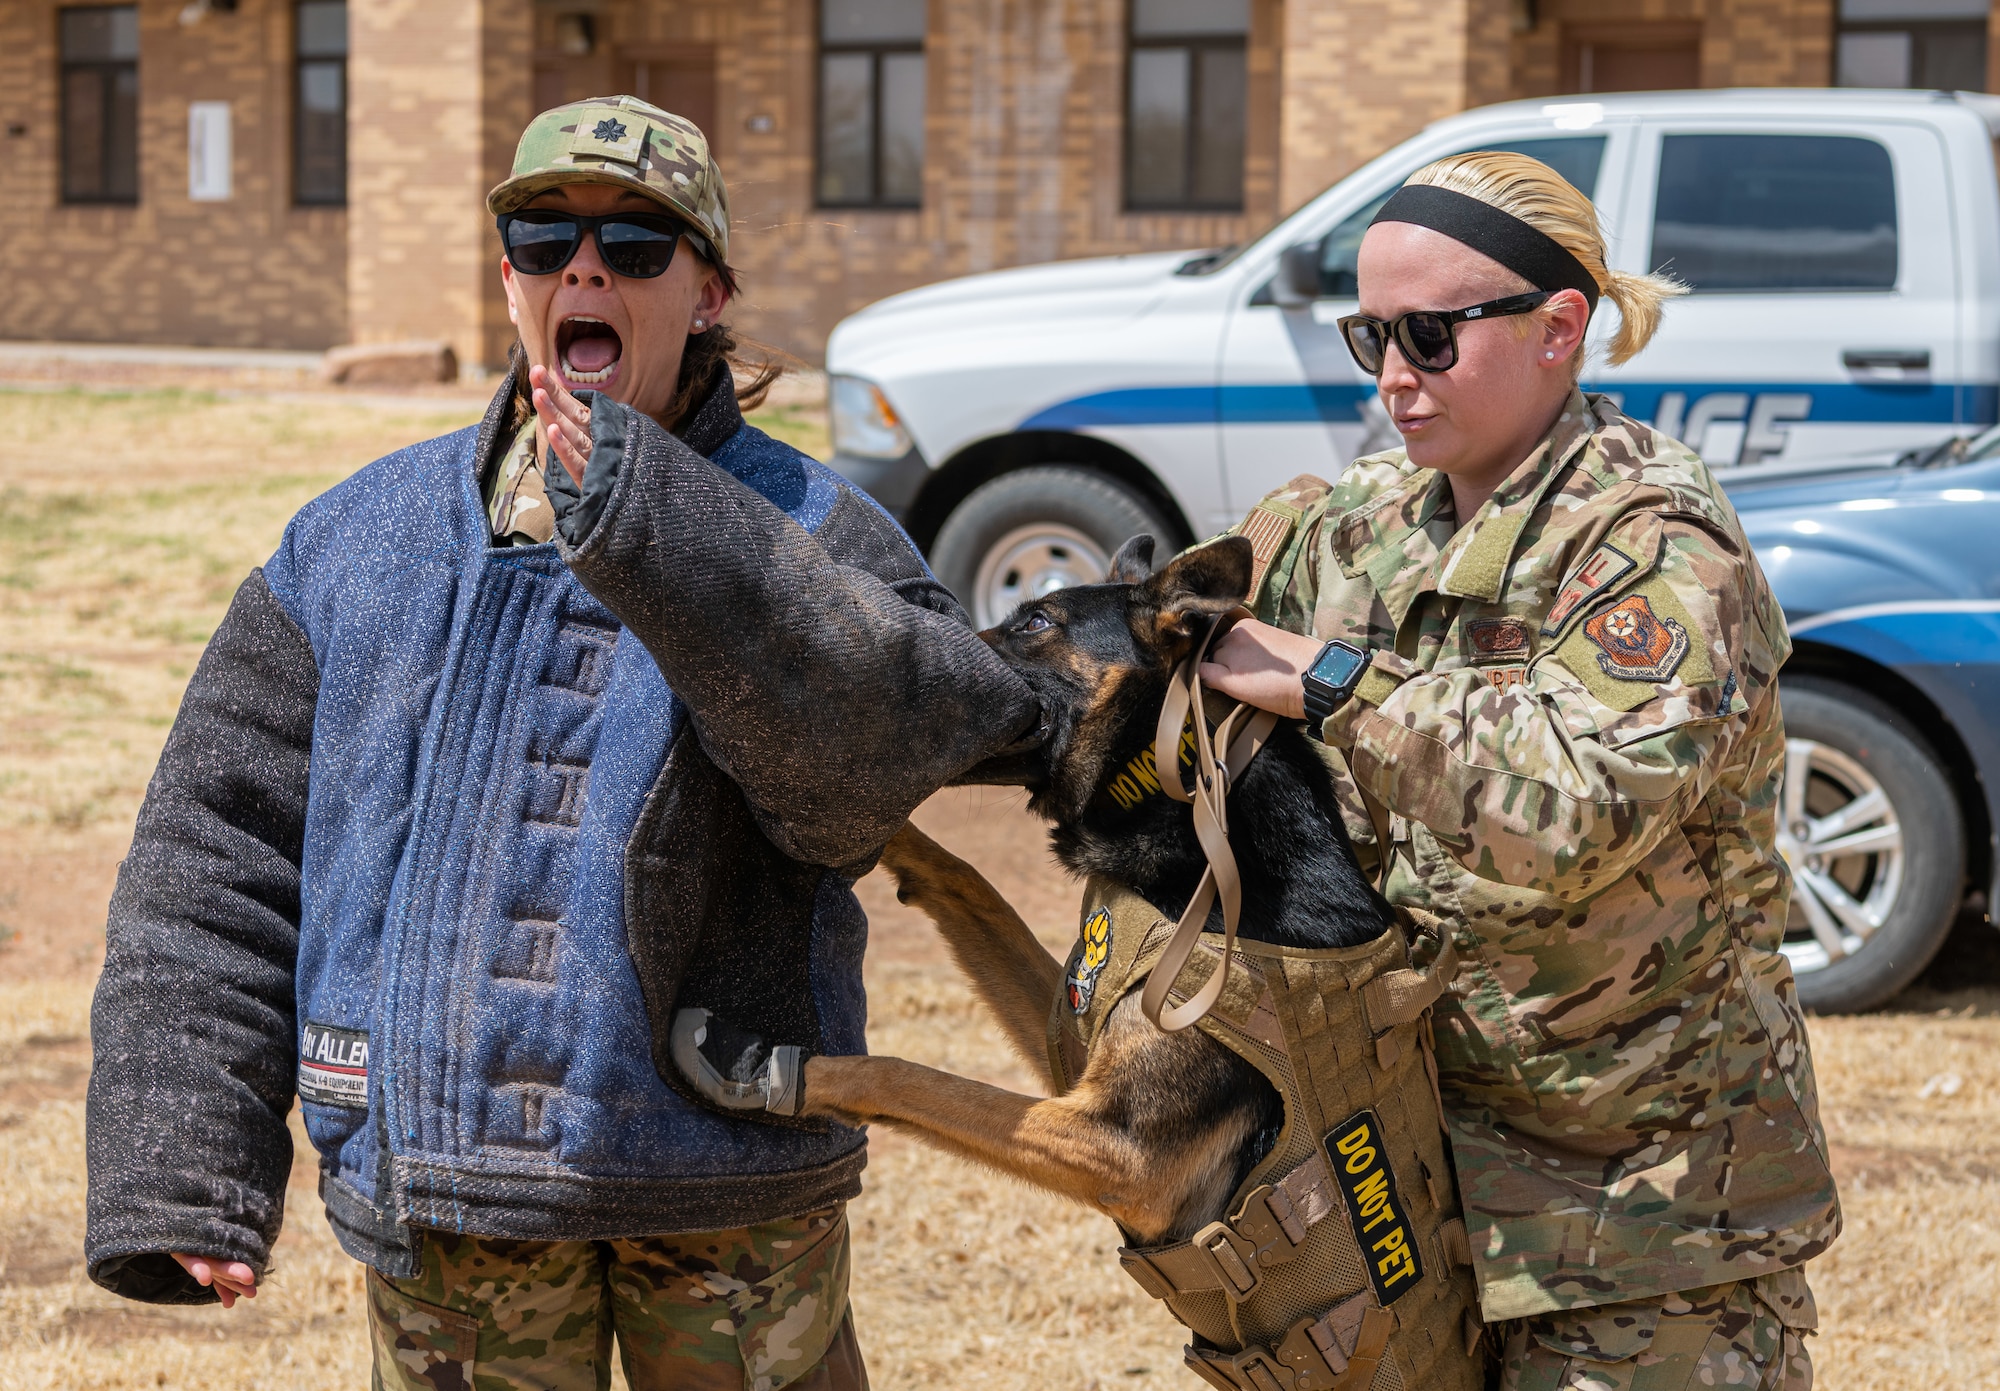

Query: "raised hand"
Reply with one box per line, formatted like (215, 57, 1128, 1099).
(529, 363, 594, 485)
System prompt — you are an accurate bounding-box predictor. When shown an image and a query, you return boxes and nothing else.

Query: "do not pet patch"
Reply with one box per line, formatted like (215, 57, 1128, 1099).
(298, 1021, 370, 1109)
(1325, 1109, 1424, 1304)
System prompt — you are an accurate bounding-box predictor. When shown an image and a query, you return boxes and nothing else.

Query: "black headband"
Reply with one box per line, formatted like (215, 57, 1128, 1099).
(1370, 183, 1600, 313)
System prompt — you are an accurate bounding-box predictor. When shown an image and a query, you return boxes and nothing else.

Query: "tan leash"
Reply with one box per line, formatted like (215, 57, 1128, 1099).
(1141, 606, 1280, 1033)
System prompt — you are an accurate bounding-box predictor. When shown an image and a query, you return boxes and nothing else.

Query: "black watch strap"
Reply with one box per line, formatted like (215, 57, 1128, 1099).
(1302, 639, 1369, 729)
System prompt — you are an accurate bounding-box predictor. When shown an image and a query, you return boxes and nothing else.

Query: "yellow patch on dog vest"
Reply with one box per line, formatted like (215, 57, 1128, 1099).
(1328, 1109, 1424, 1304)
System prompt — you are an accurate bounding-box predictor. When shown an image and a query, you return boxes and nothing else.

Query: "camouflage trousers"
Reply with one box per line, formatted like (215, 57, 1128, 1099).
(367, 1204, 864, 1391)
(1495, 1271, 1816, 1391)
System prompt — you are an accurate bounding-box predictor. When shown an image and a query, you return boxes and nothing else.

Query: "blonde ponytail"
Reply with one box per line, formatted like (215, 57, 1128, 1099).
(1405, 151, 1685, 367)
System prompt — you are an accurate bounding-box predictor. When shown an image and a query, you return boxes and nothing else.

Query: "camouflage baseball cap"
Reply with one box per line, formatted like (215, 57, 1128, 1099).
(486, 95, 730, 265)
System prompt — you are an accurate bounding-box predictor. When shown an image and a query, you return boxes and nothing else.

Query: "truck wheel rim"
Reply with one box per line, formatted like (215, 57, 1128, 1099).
(972, 524, 1109, 628)
(1776, 737, 1905, 975)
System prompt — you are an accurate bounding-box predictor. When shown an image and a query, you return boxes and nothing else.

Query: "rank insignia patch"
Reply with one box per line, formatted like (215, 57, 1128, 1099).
(1541, 543, 1637, 636)
(1466, 617, 1531, 664)
(1583, 594, 1689, 683)
(566, 106, 645, 163)
(1067, 908, 1113, 1014)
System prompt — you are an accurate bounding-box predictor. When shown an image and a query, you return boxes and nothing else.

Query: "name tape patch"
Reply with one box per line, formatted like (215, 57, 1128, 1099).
(1325, 1109, 1423, 1304)
(299, 1021, 370, 1109)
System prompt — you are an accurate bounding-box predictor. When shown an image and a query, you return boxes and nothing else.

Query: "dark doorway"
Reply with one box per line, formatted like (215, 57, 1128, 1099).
(618, 45, 717, 137)
(533, 11, 611, 115)
(1562, 22, 1702, 93)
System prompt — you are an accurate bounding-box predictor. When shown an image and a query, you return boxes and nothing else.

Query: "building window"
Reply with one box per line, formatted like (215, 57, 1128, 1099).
(60, 5, 139, 205)
(817, 0, 925, 208)
(295, 0, 347, 206)
(1835, 0, 1987, 90)
(1126, 0, 1247, 212)
(1650, 134, 1898, 293)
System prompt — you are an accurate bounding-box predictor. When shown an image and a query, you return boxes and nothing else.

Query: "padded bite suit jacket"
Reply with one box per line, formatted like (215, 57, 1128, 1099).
(84, 373, 1040, 1303)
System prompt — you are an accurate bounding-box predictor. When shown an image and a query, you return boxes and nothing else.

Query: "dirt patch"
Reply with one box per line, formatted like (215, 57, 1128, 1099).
(0, 833, 122, 983)
(0, 1034, 90, 1113)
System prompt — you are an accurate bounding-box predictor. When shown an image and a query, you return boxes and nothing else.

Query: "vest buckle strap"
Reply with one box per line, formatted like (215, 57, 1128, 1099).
(1194, 1221, 1263, 1299)
(1233, 1183, 1308, 1263)
(1185, 1344, 1294, 1391)
(1281, 1297, 1398, 1391)
(1118, 1220, 1265, 1302)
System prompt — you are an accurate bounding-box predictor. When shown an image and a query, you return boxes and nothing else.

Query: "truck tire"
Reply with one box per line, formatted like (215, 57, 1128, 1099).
(930, 467, 1181, 628)
(1775, 676, 1966, 1013)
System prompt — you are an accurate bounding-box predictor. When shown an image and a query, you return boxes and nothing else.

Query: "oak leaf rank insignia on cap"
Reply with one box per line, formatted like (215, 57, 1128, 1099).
(488, 94, 731, 264)
(570, 107, 643, 163)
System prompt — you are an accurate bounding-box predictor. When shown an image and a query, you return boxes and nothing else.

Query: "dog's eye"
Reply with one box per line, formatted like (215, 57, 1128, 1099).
(1020, 611, 1053, 633)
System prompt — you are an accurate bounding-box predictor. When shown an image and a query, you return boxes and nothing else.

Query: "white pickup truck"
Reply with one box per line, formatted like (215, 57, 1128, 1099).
(825, 88, 2000, 627)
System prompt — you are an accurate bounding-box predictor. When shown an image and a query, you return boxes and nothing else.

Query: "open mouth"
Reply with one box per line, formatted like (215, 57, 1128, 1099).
(556, 316, 623, 388)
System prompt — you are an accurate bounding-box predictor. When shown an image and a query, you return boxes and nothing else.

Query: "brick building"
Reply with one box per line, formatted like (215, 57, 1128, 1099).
(0, 0, 1992, 368)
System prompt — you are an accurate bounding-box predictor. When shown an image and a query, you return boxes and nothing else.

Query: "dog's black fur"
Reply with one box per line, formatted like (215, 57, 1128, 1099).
(973, 533, 1393, 952)
(961, 533, 1396, 1198)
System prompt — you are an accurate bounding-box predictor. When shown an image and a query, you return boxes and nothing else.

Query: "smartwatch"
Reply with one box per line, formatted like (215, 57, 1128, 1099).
(1301, 639, 1369, 733)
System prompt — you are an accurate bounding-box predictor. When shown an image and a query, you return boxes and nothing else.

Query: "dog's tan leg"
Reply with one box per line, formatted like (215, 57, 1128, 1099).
(805, 1053, 1204, 1239)
(878, 823, 1065, 1074)
(805, 995, 1257, 1245)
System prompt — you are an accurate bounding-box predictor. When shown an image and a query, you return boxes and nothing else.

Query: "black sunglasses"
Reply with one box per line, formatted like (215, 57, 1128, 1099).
(496, 209, 713, 280)
(1336, 290, 1553, 376)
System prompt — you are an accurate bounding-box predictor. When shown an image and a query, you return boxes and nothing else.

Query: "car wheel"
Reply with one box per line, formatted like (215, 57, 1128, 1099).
(1776, 676, 1966, 1013)
(930, 466, 1181, 628)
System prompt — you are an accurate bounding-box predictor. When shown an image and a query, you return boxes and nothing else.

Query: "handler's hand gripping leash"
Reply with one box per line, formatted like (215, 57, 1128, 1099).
(1141, 605, 1279, 1033)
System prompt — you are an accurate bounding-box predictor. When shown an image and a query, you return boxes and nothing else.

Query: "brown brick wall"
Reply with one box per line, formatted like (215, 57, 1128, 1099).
(696, 0, 1288, 363)
(347, 0, 530, 372)
(441, 0, 1286, 365)
(0, 0, 345, 350)
(1277, 0, 1529, 216)
(1509, 0, 1836, 97)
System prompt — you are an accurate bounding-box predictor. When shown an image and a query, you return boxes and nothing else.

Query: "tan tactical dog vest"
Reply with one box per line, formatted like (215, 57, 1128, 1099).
(1049, 879, 1483, 1391)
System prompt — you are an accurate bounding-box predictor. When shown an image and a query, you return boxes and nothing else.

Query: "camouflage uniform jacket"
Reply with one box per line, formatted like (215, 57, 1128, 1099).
(1238, 391, 1839, 1323)
(484, 421, 556, 545)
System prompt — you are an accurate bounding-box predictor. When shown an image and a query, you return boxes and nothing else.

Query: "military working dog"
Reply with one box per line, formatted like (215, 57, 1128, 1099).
(680, 533, 1400, 1246)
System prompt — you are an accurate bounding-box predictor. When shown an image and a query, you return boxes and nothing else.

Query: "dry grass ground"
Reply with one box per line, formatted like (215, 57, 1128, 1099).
(0, 384, 1995, 1389)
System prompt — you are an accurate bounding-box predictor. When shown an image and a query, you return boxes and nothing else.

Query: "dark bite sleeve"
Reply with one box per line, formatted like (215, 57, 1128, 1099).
(85, 568, 317, 1304)
(556, 398, 1041, 869)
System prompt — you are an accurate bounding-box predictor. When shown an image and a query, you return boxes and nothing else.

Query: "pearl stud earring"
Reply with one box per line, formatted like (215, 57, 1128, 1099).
(693, 318, 706, 330)
(1545, 351, 1555, 359)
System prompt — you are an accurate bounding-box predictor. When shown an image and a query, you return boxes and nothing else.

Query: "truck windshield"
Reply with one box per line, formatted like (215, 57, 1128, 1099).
(1184, 133, 1608, 286)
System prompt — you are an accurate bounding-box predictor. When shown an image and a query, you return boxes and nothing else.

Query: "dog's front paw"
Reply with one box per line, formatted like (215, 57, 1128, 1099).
(669, 1009, 805, 1116)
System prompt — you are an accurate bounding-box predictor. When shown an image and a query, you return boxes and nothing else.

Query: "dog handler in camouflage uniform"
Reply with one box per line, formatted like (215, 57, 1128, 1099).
(83, 98, 1040, 1390)
(1199, 152, 1839, 1388)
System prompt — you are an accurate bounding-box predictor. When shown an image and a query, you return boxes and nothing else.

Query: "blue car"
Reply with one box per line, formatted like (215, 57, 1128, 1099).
(1724, 440, 2000, 1012)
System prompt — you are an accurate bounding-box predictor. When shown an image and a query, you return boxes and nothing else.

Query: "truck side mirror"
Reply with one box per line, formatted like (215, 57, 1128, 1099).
(1271, 240, 1323, 309)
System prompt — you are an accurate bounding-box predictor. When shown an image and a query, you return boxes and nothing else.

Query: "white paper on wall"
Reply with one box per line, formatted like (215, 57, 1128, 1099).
(189, 101, 232, 202)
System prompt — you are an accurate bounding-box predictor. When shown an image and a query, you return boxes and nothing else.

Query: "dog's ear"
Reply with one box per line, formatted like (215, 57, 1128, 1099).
(1133, 536, 1253, 652)
(1106, 534, 1157, 584)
